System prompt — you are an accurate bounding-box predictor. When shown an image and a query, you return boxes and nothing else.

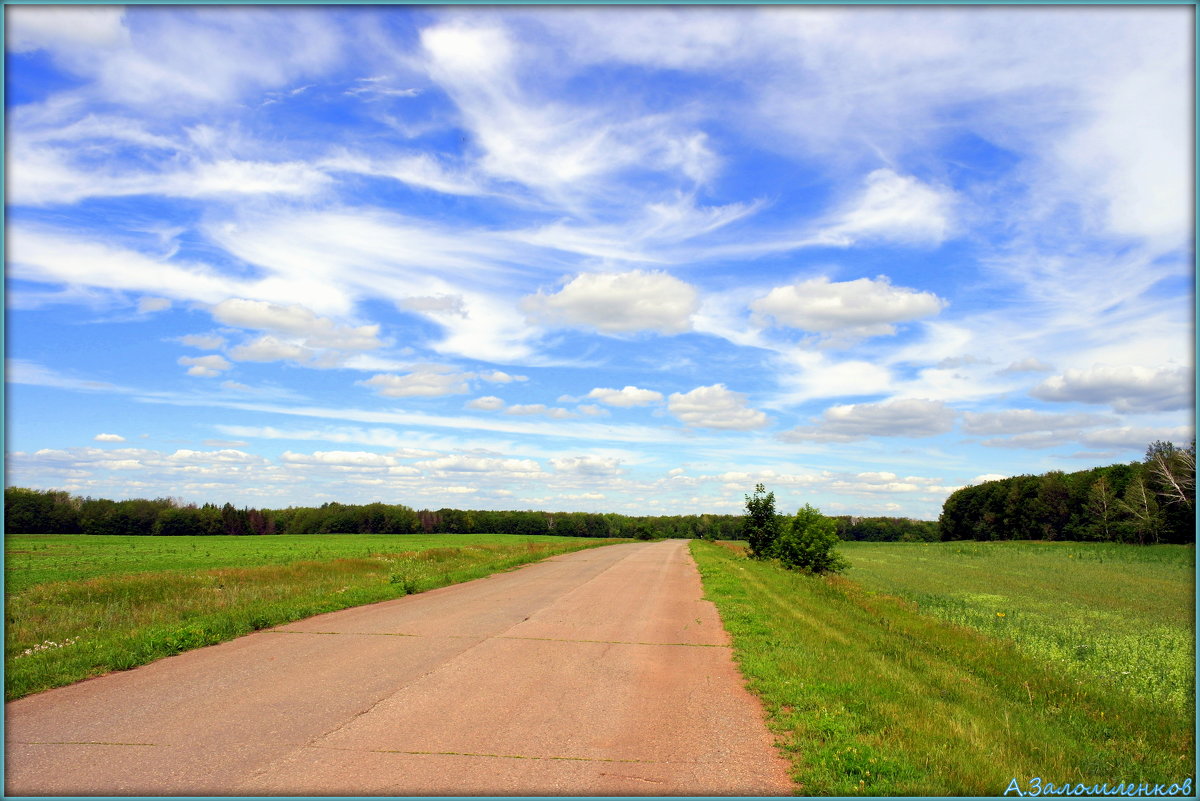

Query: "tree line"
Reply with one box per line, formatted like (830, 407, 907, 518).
(2, 490, 752, 540)
(3, 488, 943, 542)
(831, 516, 940, 542)
(938, 441, 1195, 544)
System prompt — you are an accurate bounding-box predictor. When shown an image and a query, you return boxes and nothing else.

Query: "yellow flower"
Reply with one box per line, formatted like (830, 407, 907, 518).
(996, 612, 1006, 617)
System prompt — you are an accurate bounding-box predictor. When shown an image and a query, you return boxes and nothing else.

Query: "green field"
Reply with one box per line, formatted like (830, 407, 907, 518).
(692, 539, 1195, 796)
(5, 533, 622, 700)
(841, 540, 1195, 711)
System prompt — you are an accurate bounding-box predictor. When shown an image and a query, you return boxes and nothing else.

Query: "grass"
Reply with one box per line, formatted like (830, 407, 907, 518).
(691, 540, 1195, 796)
(5, 533, 624, 701)
(841, 540, 1195, 711)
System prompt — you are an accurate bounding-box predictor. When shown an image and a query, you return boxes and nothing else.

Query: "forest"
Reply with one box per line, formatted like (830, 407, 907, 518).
(938, 441, 1195, 544)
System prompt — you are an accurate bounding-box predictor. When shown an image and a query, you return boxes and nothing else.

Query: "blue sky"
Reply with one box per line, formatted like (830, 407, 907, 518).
(4, 5, 1194, 519)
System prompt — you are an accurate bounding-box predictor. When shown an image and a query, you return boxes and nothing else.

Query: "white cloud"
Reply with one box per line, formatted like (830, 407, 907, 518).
(1078, 425, 1194, 451)
(480, 370, 527, 384)
(961, 409, 1117, 436)
(419, 20, 718, 197)
(752, 275, 946, 338)
(93, 433, 126, 442)
(321, 150, 485, 197)
(8, 141, 332, 206)
(5, 359, 128, 393)
(781, 398, 956, 442)
(180, 333, 226, 350)
(280, 450, 399, 468)
(550, 456, 625, 476)
(998, 358, 1054, 375)
(228, 336, 312, 364)
(7, 6, 129, 53)
(506, 404, 574, 419)
(577, 404, 608, 417)
(212, 299, 383, 359)
(137, 296, 171, 313)
(203, 209, 538, 362)
(166, 448, 266, 464)
(416, 454, 542, 475)
(14, 6, 343, 112)
(178, 354, 232, 377)
(523, 270, 699, 335)
(775, 353, 896, 403)
(667, 384, 769, 430)
(8, 225, 248, 306)
(586, 385, 664, 407)
(361, 369, 474, 399)
(1031, 364, 1193, 413)
(817, 169, 955, 247)
(467, 396, 506, 411)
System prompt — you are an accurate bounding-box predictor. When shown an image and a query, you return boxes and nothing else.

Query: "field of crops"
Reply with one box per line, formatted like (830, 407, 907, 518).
(692, 539, 1195, 796)
(5, 533, 621, 700)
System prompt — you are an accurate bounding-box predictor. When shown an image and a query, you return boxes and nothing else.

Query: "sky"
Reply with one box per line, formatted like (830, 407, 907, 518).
(3, 5, 1195, 520)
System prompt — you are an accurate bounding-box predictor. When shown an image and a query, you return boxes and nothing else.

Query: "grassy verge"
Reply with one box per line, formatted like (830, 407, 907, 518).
(691, 540, 1194, 796)
(6, 534, 624, 700)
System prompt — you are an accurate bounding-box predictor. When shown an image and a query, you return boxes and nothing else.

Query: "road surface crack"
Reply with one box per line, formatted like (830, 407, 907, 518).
(310, 744, 673, 764)
(14, 740, 159, 747)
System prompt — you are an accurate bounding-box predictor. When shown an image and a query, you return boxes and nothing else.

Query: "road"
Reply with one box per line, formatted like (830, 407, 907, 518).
(5, 539, 792, 796)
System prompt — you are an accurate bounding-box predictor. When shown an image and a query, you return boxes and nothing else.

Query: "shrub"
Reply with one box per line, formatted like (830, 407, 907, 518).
(775, 504, 848, 574)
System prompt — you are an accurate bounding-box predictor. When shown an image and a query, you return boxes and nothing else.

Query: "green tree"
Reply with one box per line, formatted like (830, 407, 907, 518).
(743, 483, 780, 558)
(774, 503, 848, 574)
(1119, 473, 1164, 544)
(1083, 474, 1118, 541)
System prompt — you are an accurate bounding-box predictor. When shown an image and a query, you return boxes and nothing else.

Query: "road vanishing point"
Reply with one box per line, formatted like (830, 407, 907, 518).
(5, 539, 793, 796)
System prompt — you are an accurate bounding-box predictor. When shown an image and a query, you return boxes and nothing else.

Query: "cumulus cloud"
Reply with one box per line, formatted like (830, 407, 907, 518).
(93, 433, 126, 442)
(417, 454, 542, 474)
(179, 333, 226, 350)
(550, 455, 626, 476)
(280, 450, 399, 468)
(213, 299, 374, 348)
(228, 336, 311, 364)
(361, 368, 474, 398)
(1031, 364, 1193, 413)
(586, 385, 664, 407)
(781, 398, 956, 442)
(752, 275, 946, 339)
(667, 384, 769, 430)
(467, 395, 506, 411)
(505, 404, 574, 419)
(522, 270, 699, 335)
(480, 370, 527, 383)
(178, 354, 231, 377)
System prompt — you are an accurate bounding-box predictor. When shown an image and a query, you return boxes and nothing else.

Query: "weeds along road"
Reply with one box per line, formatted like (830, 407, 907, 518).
(5, 539, 792, 796)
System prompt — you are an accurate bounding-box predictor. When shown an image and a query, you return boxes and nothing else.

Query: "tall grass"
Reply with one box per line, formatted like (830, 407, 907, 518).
(691, 540, 1194, 796)
(5, 534, 622, 700)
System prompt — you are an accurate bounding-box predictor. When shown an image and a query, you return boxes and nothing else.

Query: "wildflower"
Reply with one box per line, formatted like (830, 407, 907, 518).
(997, 612, 1006, 617)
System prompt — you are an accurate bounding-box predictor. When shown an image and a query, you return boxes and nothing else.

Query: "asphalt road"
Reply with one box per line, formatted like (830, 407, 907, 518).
(5, 539, 792, 796)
